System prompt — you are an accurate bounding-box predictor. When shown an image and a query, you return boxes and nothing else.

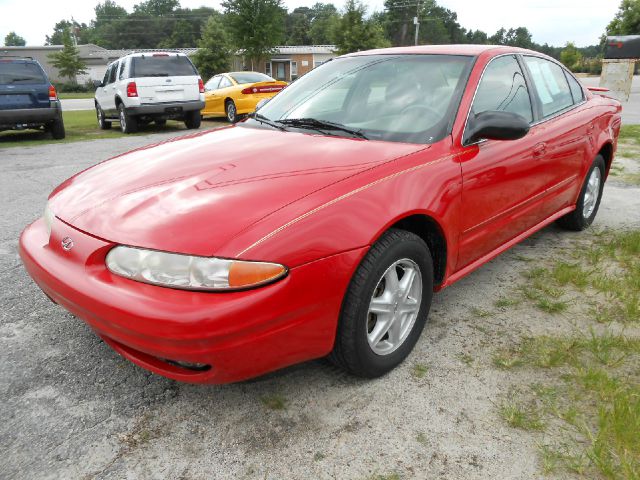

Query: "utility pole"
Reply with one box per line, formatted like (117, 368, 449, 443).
(413, 1, 420, 45)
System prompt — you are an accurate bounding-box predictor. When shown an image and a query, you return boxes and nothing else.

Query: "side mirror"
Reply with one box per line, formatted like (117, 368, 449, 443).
(464, 111, 530, 145)
(255, 98, 270, 111)
(93, 80, 103, 89)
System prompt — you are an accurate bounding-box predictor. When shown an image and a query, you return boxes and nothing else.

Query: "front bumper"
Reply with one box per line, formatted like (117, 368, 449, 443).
(126, 100, 205, 116)
(19, 217, 365, 384)
(0, 102, 61, 129)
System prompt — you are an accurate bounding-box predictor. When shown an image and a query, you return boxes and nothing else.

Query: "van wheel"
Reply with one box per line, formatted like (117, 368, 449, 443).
(329, 229, 433, 378)
(96, 105, 111, 130)
(49, 116, 66, 140)
(184, 110, 201, 129)
(118, 104, 138, 134)
(226, 100, 237, 123)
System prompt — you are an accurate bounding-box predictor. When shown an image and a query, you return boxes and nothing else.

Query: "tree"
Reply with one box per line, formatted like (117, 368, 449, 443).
(334, 0, 389, 55)
(560, 42, 583, 71)
(191, 15, 233, 79)
(133, 0, 179, 16)
(4, 31, 26, 46)
(606, 0, 640, 35)
(309, 3, 340, 45)
(46, 20, 90, 45)
(48, 28, 87, 84)
(222, 0, 286, 69)
(285, 7, 312, 45)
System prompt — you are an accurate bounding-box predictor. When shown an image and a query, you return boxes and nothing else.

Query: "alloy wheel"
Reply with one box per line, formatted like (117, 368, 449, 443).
(583, 167, 601, 219)
(366, 258, 422, 355)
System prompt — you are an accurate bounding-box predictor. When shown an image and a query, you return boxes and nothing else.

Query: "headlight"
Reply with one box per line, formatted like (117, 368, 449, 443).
(43, 203, 55, 236)
(105, 245, 287, 291)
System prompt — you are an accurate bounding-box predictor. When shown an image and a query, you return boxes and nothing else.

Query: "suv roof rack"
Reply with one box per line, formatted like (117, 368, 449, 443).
(0, 55, 34, 60)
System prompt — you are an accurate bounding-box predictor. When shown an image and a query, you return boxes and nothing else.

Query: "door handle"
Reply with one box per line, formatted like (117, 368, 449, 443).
(532, 142, 547, 157)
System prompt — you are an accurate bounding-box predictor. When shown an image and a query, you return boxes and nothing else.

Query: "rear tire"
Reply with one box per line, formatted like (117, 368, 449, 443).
(49, 116, 65, 140)
(118, 103, 138, 134)
(225, 100, 237, 123)
(184, 110, 201, 129)
(96, 105, 111, 130)
(329, 229, 433, 378)
(556, 155, 606, 231)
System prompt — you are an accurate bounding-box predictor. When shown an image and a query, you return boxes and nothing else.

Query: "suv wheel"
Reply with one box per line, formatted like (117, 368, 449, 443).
(118, 103, 138, 134)
(184, 110, 201, 129)
(96, 105, 111, 130)
(49, 115, 66, 140)
(225, 100, 237, 123)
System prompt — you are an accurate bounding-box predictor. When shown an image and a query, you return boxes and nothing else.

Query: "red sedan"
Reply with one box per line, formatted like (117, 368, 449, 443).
(20, 45, 621, 384)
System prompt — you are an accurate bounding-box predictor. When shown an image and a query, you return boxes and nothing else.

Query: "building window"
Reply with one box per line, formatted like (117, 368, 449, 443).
(291, 61, 297, 80)
(265, 62, 271, 77)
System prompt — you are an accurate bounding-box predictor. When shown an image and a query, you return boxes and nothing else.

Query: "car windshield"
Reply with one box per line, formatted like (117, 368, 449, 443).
(230, 72, 275, 84)
(246, 54, 474, 144)
(131, 55, 196, 77)
(0, 62, 46, 85)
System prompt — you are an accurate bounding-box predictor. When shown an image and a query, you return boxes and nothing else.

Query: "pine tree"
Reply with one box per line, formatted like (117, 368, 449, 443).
(191, 15, 233, 80)
(48, 29, 87, 84)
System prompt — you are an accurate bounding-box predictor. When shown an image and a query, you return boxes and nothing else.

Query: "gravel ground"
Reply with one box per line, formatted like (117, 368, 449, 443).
(1, 132, 639, 480)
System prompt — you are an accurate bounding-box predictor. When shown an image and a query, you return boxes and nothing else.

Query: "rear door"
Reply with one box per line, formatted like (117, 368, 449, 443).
(131, 54, 199, 104)
(520, 55, 589, 215)
(0, 61, 49, 111)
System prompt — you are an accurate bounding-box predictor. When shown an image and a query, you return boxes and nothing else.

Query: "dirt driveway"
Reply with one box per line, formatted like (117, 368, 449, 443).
(1, 133, 639, 480)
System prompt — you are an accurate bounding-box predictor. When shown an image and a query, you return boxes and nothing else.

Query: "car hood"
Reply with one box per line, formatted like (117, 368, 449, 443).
(50, 126, 426, 256)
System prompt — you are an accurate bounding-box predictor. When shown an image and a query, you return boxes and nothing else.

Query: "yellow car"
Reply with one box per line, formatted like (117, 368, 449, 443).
(201, 72, 287, 123)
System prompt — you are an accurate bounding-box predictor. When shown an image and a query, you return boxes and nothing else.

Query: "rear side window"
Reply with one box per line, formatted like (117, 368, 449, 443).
(471, 55, 533, 123)
(565, 71, 584, 104)
(131, 55, 197, 77)
(119, 60, 127, 80)
(219, 76, 232, 88)
(523, 56, 573, 117)
(0, 62, 46, 85)
(108, 62, 118, 84)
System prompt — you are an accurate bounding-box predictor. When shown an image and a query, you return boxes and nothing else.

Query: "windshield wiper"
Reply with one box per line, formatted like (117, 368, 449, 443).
(276, 118, 368, 139)
(248, 112, 288, 132)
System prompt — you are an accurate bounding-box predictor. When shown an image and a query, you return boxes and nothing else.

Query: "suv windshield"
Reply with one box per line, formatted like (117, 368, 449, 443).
(230, 72, 274, 84)
(131, 55, 196, 77)
(0, 62, 46, 85)
(247, 54, 474, 144)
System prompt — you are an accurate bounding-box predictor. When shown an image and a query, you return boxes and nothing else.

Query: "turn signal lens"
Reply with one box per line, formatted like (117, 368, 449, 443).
(229, 262, 286, 288)
(48, 85, 57, 101)
(198, 78, 204, 93)
(106, 245, 287, 291)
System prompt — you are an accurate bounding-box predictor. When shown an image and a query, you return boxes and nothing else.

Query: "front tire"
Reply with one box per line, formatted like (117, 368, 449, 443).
(225, 100, 237, 123)
(329, 229, 434, 378)
(118, 103, 138, 134)
(557, 155, 606, 231)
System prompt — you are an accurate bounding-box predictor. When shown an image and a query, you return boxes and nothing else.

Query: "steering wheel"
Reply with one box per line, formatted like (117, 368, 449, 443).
(400, 103, 440, 118)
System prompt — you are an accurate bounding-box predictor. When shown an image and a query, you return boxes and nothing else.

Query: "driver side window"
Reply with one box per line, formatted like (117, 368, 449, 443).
(472, 55, 533, 123)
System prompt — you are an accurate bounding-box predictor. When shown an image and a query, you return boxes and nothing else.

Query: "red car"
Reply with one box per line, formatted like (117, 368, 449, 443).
(20, 45, 621, 384)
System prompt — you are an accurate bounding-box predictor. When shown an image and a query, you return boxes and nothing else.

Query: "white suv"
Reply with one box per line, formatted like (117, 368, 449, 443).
(94, 52, 205, 134)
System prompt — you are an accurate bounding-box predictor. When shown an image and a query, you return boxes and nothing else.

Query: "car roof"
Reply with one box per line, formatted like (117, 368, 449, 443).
(344, 44, 544, 58)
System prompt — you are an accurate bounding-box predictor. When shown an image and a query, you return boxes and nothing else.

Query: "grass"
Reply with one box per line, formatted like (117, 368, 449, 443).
(260, 394, 287, 410)
(58, 92, 95, 99)
(496, 229, 640, 478)
(0, 109, 227, 148)
(411, 363, 429, 378)
(617, 125, 640, 143)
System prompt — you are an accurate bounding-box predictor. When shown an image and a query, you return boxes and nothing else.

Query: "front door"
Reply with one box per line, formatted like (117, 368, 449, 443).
(273, 62, 287, 81)
(456, 54, 545, 270)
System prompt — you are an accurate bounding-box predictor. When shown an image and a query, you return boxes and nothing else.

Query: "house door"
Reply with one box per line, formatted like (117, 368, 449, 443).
(273, 62, 287, 81)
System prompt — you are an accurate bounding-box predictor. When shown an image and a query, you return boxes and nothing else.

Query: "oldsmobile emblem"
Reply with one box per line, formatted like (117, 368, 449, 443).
(61, 236, 74, 251)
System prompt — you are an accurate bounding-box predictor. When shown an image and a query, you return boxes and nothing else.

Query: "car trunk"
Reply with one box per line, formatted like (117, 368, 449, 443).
(241, 81, 286, 97)
(130, 55, 200, 104)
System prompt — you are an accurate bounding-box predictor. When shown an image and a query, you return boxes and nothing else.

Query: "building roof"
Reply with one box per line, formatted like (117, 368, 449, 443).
(272, 45, 336, 54)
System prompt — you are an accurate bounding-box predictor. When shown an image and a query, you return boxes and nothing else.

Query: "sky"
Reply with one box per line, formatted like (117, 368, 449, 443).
(0, 0, 621, 48)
